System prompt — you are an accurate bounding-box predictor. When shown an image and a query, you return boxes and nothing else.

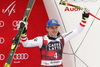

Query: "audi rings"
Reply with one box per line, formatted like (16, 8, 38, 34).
(0, 21, 4, 27)
(0, 54, 5, 60)
(0, 37, 5, 44)
(13, 53, 29, 60)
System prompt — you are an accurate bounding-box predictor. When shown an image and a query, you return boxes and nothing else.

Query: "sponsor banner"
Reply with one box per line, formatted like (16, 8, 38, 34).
(0, 0, 48, 67)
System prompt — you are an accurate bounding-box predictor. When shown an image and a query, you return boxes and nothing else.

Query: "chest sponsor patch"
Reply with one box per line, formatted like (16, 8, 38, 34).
(47, 41, 62, 51)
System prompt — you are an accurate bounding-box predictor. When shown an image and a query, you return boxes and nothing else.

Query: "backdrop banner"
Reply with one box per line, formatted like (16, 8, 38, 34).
(0, 0, 48, 67)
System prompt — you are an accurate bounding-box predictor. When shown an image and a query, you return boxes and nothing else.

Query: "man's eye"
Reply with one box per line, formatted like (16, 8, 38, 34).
(51, 27, 54, 29)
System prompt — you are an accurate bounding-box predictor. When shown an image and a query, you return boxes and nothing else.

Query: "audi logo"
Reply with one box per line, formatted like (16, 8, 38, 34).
(0, 21, 4, 27)
(0, 37, 5, 44)
(13, 53, 29, 60)
(0, 54, 5, 60)
(12, 20, 20, 30)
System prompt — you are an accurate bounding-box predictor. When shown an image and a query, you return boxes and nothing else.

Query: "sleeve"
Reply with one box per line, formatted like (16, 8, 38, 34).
(20, 35, 43, 48)
(62, 20, 87, 44)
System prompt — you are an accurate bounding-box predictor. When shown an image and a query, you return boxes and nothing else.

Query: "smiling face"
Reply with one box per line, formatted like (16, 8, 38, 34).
(46, 25, 59, 37)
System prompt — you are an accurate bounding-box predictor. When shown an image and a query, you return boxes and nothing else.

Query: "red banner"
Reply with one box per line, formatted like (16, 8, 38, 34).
(0, 0, 48, 67)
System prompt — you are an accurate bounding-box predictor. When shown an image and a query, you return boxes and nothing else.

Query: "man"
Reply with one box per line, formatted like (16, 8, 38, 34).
(19, 7, 89, 67)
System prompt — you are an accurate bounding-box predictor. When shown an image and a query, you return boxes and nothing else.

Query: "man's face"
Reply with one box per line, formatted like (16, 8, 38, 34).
(46, 25, 59, 37)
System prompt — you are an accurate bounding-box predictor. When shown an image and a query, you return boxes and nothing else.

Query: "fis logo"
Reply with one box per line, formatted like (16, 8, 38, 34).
(2, 1, 16, 16)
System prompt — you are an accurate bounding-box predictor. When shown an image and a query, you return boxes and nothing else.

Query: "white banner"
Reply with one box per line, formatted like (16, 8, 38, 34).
(43, 0, 100, 67)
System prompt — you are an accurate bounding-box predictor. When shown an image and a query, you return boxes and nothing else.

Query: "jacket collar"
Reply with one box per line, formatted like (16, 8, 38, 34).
(47, 32, 60, 40)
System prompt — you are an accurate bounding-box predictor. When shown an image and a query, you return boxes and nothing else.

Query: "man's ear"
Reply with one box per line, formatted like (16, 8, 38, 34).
(46, 28, 49, 32)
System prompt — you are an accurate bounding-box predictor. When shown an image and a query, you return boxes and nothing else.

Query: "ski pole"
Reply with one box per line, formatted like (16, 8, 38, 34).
(59, 0, 100, 21)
